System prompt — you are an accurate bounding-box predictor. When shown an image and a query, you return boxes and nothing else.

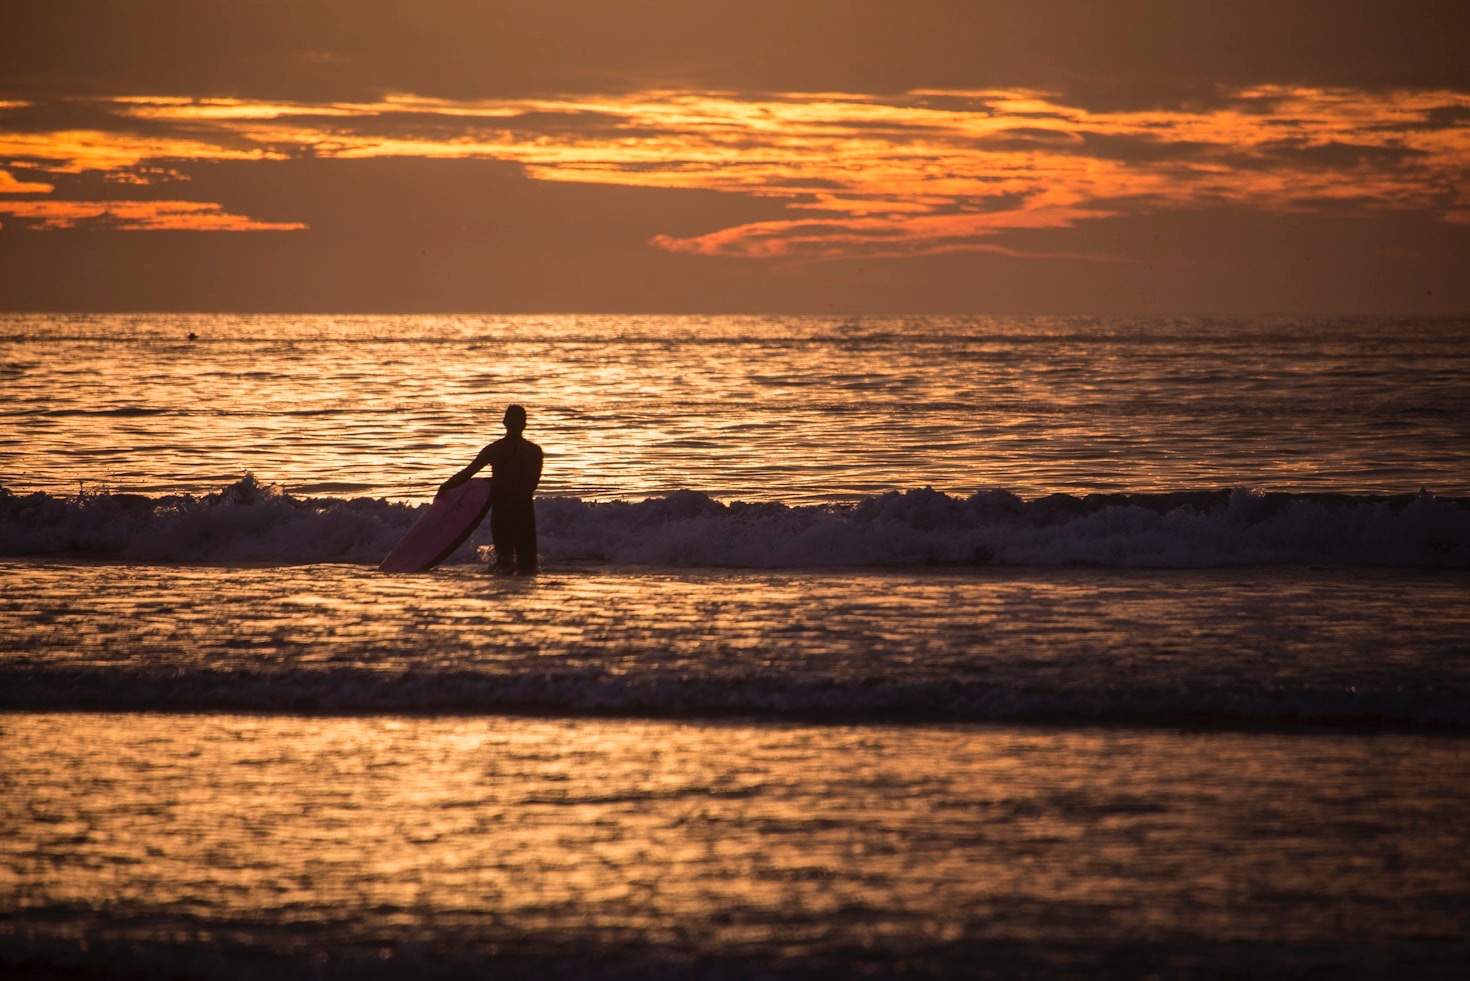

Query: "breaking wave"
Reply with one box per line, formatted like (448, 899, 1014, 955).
(2, 474, 1467, 568)
(5, 662, 1466, 732)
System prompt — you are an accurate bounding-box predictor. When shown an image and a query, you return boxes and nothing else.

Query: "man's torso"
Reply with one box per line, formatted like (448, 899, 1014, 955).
(487, 436, 542, 503)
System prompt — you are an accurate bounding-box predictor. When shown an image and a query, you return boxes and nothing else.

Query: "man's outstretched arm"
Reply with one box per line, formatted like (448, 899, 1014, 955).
(437, 444, 496, 497)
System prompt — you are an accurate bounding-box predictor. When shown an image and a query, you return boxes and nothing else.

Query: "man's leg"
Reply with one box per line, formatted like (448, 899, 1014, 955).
(490, 507, 517, 572)
(516, 513, 539, 574)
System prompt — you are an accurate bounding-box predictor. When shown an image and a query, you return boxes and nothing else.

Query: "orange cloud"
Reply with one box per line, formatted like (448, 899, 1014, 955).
(4, 87, 1468, 251)
(0, 167, 53, 193)
(0, 199, 307, 231)
(0, 129, 285, 174)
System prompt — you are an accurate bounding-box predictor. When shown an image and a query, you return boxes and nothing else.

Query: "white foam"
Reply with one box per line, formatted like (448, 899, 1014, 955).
(2, 476, 1466, 568)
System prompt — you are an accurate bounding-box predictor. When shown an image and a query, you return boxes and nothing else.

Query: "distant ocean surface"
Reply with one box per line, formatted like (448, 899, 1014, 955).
(3, 314, 1469, 979)
(5, 313, 1470, 504)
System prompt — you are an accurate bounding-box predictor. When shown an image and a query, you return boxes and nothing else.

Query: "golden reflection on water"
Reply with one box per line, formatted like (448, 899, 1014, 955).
(5, 713, 1468, 955)
(6, 314, 1468, 502)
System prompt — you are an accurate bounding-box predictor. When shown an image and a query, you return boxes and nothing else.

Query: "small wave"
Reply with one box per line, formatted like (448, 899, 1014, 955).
(1, 475, 1467, 568)
(2, 664, 1465, 732)
(38, 406, 177, 417)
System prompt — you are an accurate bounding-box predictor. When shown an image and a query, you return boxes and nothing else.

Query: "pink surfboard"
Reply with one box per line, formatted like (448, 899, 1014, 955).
(379, 478, 493, 572)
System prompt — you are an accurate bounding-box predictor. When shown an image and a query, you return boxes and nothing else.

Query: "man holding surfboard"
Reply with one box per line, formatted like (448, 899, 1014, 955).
(439, 404, 544, 574)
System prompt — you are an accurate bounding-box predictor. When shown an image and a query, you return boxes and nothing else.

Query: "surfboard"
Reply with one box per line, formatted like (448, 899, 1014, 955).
(379, 478, 493, 573)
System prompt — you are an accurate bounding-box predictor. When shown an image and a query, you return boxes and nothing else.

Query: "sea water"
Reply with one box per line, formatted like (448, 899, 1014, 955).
(2, 314, 1469, 978)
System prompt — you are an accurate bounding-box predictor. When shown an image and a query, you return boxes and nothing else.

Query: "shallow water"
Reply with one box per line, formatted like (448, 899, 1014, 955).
(4, 562, 1469, 728)
(4, 560, 1468, 976)
(4, 713, 1469, 979)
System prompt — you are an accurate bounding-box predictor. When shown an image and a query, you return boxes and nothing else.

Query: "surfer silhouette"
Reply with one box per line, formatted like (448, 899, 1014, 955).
(439, 403, 543, 574)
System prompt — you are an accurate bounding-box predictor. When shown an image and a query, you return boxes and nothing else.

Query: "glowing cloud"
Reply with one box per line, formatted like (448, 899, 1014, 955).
(3, 87, 1467, 252)
(0, 199, 307, 231)
(0, 129, 286, 174)
(0, 168, 53, 194)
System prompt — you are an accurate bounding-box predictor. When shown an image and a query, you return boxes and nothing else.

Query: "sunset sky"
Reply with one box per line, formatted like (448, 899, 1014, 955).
(2, 0, 1467, 313)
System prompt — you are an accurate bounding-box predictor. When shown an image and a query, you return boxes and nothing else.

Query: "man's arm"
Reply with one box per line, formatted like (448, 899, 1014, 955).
(437, 443, 497, 497)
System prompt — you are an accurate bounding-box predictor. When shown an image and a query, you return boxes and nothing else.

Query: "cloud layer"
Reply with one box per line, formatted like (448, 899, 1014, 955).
(3, 87, 1467, 258)
(3, 1, 1468, 311)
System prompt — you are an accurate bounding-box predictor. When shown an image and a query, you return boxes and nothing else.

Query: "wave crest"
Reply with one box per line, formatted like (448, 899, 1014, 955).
(2, 476, 1466, 568)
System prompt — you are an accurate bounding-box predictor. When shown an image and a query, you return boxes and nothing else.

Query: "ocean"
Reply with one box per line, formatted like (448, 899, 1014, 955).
(3, 313, 1469, 978)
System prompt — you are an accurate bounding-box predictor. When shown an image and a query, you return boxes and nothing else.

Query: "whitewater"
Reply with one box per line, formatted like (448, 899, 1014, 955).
(4, 476, 1468, 568)
(3, 313, 1469, 979)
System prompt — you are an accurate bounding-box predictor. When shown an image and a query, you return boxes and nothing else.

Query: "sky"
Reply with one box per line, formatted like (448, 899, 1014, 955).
(2, 0, 1468, 314)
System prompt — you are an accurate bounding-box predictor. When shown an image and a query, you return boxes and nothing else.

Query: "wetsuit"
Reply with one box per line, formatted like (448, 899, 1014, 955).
(483, 433, 543, 572)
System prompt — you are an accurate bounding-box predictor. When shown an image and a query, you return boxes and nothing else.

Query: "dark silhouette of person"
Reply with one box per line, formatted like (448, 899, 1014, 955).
(439, 403, 543, 574)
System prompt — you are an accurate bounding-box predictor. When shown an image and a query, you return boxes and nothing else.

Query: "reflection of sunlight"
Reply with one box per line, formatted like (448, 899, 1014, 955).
(3, 86, 1468, 243)
(7, 711, 1467, 955)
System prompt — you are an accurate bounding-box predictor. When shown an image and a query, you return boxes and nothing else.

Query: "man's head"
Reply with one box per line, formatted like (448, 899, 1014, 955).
(503, 403, 528, 434)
